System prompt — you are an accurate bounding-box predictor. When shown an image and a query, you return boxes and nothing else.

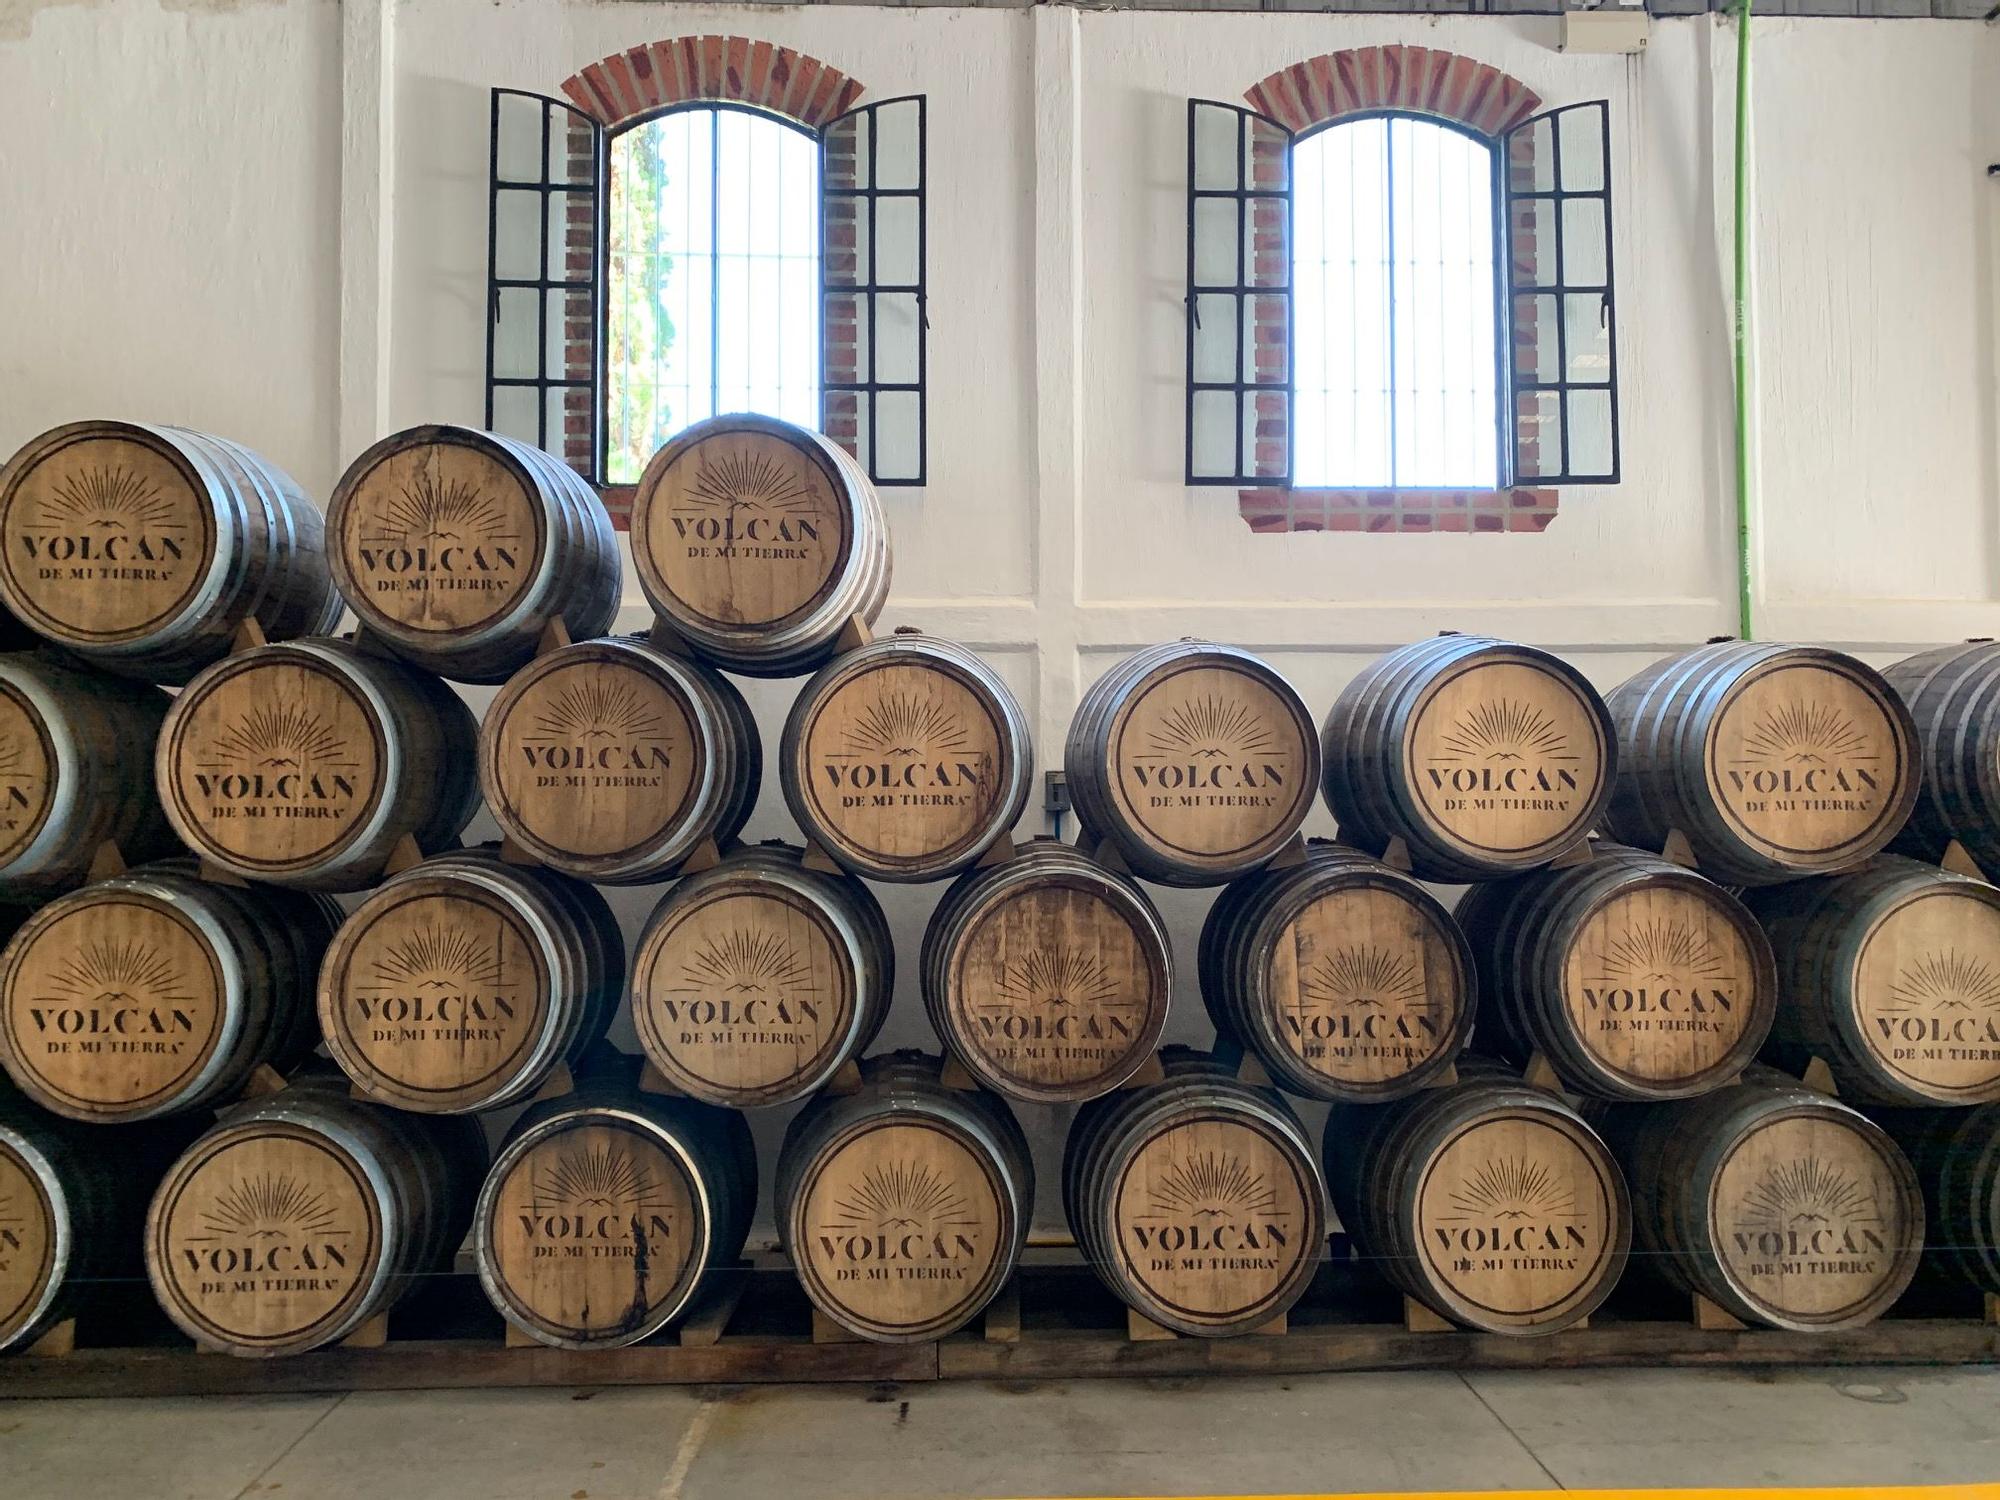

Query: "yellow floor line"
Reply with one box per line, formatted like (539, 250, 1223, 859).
(995, 1489, 2000, 1500)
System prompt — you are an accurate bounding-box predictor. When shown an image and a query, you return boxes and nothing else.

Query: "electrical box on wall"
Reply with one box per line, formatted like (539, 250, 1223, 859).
(1560, 11, 1652, 53)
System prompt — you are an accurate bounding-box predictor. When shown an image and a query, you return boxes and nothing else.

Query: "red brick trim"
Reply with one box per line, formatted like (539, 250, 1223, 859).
(560, 36, 864, 130)
(1238, 47, 1551, 537)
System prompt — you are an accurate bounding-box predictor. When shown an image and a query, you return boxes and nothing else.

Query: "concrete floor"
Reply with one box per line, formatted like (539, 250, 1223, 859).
(4, 1367, 2000, 1499)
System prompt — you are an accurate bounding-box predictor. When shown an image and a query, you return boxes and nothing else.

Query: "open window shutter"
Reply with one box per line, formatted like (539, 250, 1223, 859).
(822, 95, 927, 487)
(1186, 100, 1291, 488)
(486, 88, 603, 480)
(1502, 100, 1619, 486)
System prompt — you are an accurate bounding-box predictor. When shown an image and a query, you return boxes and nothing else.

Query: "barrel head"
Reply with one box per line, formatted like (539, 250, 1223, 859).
(0, 425, 218, 647)
(0, 1132, 60, 1351)
(147, 1121, 385, 1357)
(329, 433, 549, 642)
(0, 678, 56, 870)
(1847, 882, 2000, 1104)
(0, 889, 227, 1122)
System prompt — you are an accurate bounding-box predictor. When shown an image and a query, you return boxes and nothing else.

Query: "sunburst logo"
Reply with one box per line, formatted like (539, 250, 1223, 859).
(188, 1173, 349, 1243)
(1734, 703, 1873, 768)
(364, 471, 518, 551)
(1433, 700, 1575, 765)
(987, 946, 1124, 1013)
(677, 929, 815, 996)
(526, 677, 669, 746)
(1140, 694, 1279, 762)
(1591, 919, 1730, 986)
(359, 925, 505, 994)
(196, 703, 358, 778)
(1738, 1156, 1880, 1236)
(29, 464, 184, 535)
(38, 937, 195, 1013)
(1440, 1156, 1578, 1224)
(1140, 1151, 1284, 1221)
(679, 449, 821, 519)
(824, 1160, 979, 1235)
(529, 1146, 674, 1216)
(837, 690, 970, 760)
(1884, 950, 2000, 1014)
(1300, 946, 1429, 1012)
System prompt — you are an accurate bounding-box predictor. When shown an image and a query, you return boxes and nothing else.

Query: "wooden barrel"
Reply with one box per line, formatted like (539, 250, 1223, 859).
(156, 638, 481, 891)
(0, 420, 342, 684)
(1593, 1081, 1924, 1330)
(144, 1071, 486, 1357)
(318, 850, 624, 1113)
(1741, 857, 2000, 1105)
(921, 838, 1171, 1102)
(473, 1052, 756, 1348)
(0, 865, 339, 1122)
(629, 414, 891, 678)
(781, 630, 1032, 882)
(478, 636, 759, 883)
(775, 1050, 1031, 1343)
(1063, 1047, 1326, 1336)
(1873, 1104, 2000, 1297)
(1325, 1070, 1631, 1334)
(1199, 840, 1474, 1101)
(1455, 847, 1778, 1100)
(1320, 634, 1615, 883)
(1065, 641, 1319, 886)
(631, 843, 893, 1108)
(1604, 641, 1919, 885)
(0, 1087, 202, 1352)
(0, 652, 176, 900)
(1881, 641, 2000, 874)
(326, 425, 620, 685)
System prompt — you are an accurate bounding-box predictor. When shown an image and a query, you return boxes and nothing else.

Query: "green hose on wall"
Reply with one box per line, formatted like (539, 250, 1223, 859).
(1734, 0, 1755, 639)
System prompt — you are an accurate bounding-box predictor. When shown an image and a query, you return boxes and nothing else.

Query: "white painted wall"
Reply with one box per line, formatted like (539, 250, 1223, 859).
(1, 0, 1997, 1223)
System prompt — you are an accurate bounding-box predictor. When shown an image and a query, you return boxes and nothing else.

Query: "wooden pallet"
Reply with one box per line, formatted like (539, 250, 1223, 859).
(5, 1258, 1997, 1400)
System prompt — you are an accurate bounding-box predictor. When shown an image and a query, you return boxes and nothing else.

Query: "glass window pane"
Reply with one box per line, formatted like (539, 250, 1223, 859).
(1556, 106, 1606, 193)
(874, 390, 922, 482)
(1514, 390, 1561, 480)
(1565, 292, 1612, 385)
(872, 100, 921, 191)
(1191, 295, 1239, 385)
(1566, 388, 1614, 476)
(1514, 292, 1560, 385)
(1510, 197, 1557, 290)
(492, 287, 540, 379)
(1193, 105, 1245, 192)
(1192, 197, 1241, 288)
(1190, 390, 1241, 479)
(1560, 197, 1608, 289)
(492, 384, 538, 445)
(876, 197, 920, 288)
(494, 188, 541, 282)
(496, 94, 545, 183)
(874, 292, 920, 387)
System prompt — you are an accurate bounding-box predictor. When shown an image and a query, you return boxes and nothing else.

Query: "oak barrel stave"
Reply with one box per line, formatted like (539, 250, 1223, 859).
(1881, 641, 2000, 873)
(775, 1050, 1032, 1343)
(921, 837, 1172, 1102)
(1199, 839, 1473, 1101)
(1873, 1103, 2000, 1298)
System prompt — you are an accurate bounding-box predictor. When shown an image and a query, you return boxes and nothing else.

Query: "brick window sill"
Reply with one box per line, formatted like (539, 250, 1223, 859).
(1238, 486, 1559, 535)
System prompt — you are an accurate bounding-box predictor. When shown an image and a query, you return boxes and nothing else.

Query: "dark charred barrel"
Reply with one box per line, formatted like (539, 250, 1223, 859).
(1873, 1104, 2000, 1298)
(0, 1086, 203, 1352)
(0, 420, 342, 684)
(630, 843, 893, 1108)
(144, 1071, 486, 1357)
(629, 414, 891, 677)
(1592, 1081, 1924, 1330)
(0, 864, 339, 1122)
(1319, 634, 1616, 883)
(1882, 642, 2000, 874)
(781, 629, 1033, 882)
(1454, 847, 1778, 1100)
(1325, 1070, 1631, 1334)
(1604, 641, 1920, 885)
(1199, 840, 1473, 1101)
(1742, 857, 2000, 1106)
(1063, 1046, 1326, 1337)
(318, 850, 624, 1113)
(776, 1050, 1032, 1343)
(478, 635, 759, 883)
(922, 838, 1172, 1103)
(1066, 640, 1320, 886)
(327, 425, 620, 685)
(0, 652, 176, 900)
(156, 638, 481, 891)
(473, 1051, 756, 1348)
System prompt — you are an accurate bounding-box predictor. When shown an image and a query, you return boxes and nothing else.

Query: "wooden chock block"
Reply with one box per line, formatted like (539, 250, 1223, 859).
(974, 831, 1019, 869)
(1800, 1056, 1841, 1098)
(504, 1321, 543, 1349)
(1234, 1050, 1275, 1089)
(240, 1063, 288, 1101)
(1984, 1292, 2000, 1327)
(25, 1317, 75, 1358)
(535, 616, 574, 656)
(1942, 840, 1989, 883)
(1092, 839, 1133, 877)
(86, 841, 129, 882)
(677, 1265, 749, 1349)
(1403, 1297, 1455, 1334)
(823, 1059, 864, 1096)
(834, 615, 874, 655)
(1549, 838, 1595, 869)
(383, 832, 426, 877)
(1126, 1307, 1180, 1342)
(1660, 828, 1699, 870)
(528, 1062, 576, 1104)
(497, 836, 540, 868)
(1379, 836, 1414, 874)
(1268, 834, 1308, 869)
(340, 1313, 390, 1350)
(811, 1307, 865, 1345)
(801, 840, 843, 875)
(195, 859, 250, 889)
(938, 1054, 981, 1093)
(636, 1060, 685, 1098)
(229, 616, 269, 655)
(1522, 1052, 1564, 1094)
(983, 1278, 1022, 1344)
(1253, 1311, 1288, 1338)
(648, 615, 696, 659)
(1424, 1061, 1460, 1090)
(1693, 1293, 1747, 1331)
(677, 838, 722, 876)
(1119, 1052, 1168, 1091)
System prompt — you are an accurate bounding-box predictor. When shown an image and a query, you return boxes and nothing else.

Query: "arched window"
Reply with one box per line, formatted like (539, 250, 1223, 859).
(485, 41, 927, 515)
(1186, 49, 1619, 528)
(604, 105, 822, 483)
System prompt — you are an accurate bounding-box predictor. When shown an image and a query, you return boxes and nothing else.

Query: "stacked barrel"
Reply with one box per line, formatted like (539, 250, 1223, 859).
(2, 398, 1998, 1367)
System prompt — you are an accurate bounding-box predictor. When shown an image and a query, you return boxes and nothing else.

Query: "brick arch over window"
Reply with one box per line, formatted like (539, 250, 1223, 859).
(1237, 46, 1558, 536)
(559, 37, 865, 129)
